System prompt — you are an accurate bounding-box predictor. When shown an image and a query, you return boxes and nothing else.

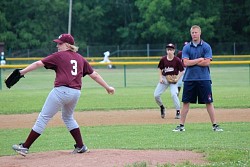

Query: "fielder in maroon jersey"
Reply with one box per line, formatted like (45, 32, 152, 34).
(154, 43, 184, 119)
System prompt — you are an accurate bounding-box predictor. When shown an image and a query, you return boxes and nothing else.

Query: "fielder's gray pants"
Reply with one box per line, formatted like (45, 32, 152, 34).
(154, 76, 181, 110)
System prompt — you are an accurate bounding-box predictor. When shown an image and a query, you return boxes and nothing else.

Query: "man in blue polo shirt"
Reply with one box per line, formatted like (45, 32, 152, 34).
(173, 25, 223, 132)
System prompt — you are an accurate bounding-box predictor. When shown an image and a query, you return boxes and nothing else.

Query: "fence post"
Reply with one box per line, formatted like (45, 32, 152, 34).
(0, 68, 2, 90)
(117, 45, 120, 57)
(87, 46, 89, 57)
(124, 65, 126, 87)
(233, 42, 236, 55)
(147, 44, 150, 57)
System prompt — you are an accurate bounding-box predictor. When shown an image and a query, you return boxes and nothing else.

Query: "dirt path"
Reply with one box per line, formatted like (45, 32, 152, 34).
(1, 108, 249, 129)
(0, 108, 249, 167)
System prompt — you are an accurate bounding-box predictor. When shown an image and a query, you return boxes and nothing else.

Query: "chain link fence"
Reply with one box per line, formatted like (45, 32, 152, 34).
(4, 42, 250, 59)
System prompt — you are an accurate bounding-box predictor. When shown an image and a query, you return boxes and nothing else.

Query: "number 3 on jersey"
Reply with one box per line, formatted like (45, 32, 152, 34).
(71, 60, 77, 76)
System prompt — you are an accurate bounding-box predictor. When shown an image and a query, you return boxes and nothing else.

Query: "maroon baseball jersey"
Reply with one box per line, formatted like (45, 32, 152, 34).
(41, 50, 94, 90)
(158, 56, 184, 76)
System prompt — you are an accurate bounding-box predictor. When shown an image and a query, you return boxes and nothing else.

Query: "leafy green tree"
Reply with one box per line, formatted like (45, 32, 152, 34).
(243, 0, 250, 38)
(134, 0, 220, 44)
(0, 0, 249, 51)
(215, 0, 249, 42)
(0, 0, 68, 50)
(72, 0, 138, 46)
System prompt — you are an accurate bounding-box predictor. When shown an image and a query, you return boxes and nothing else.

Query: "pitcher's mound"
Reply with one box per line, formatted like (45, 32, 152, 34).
(0, 149, 206, 167)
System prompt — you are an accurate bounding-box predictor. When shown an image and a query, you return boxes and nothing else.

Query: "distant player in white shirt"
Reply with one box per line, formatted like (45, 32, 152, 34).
(100, 51, 113, 69)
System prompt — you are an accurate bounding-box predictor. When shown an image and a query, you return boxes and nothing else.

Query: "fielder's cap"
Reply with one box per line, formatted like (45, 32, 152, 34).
(53, 34, 75, 45)
(166, 43, 175, 49)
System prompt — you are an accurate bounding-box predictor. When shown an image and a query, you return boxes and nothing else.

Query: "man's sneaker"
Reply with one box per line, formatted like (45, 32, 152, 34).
(172, 125, 185, 132)
(160, 107, 165, 118)
(72, 144, 90, 154)
(175, 113, 180, 119)
(12, 143, 29, 156)
(213, 124, 223, 132)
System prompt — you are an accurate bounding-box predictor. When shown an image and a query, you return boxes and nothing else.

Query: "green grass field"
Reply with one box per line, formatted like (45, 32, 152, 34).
(0, 65, 249, 166)
(0, 65, 250, 114)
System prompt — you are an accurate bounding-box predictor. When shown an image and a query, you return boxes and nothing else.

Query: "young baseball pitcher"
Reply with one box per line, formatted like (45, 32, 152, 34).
(11, 34, 115, 156)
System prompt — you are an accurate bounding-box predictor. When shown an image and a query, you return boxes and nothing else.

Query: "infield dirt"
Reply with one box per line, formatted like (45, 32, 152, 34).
(0, 108, 249, 167)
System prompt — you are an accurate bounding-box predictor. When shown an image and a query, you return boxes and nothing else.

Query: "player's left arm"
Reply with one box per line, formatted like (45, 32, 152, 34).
(197, 44, 212, 66)
(197, 58, 211, 66)
(89, 71, 115, 94)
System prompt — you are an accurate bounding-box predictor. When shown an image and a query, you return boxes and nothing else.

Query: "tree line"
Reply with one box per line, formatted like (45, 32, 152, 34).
(0, 0, 249, 51)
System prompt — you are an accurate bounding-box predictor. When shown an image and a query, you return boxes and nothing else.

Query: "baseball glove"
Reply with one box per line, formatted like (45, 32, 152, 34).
(5, 69, 24, 89)
(166, 75, 178, 84)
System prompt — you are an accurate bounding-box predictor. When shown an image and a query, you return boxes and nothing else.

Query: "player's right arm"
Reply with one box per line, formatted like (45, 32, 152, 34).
(20, 60, 44, 75)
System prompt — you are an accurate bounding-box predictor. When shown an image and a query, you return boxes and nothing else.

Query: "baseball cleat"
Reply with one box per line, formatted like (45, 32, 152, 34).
(175, 113, 180, 119)
(72, 144, 90, 154)
(12, 143, 29, 156)
(213, 124, 223, 132)
(172, 125, 185, 132)
(160, 107, 166, 119)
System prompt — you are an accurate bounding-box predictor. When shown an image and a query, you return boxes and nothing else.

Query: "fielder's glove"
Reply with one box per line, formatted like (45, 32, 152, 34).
(5, 69, 24, 89)
(166, 75, 178, 84)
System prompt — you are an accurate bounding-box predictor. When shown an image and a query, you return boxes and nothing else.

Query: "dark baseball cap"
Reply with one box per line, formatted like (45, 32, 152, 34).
(53, 34, 75, 45)
(165, 43, 175, 49)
